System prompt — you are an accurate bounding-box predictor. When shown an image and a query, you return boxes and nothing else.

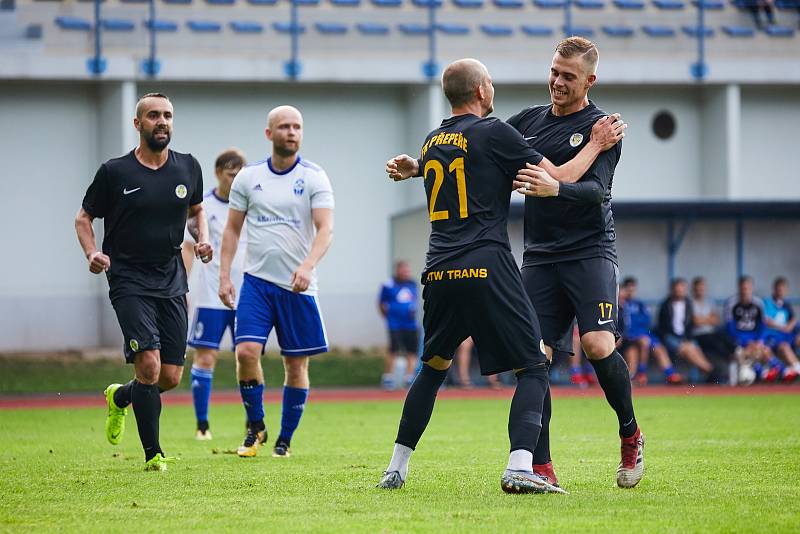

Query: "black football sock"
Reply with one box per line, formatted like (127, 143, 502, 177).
(131, 381, 163, 461)
(589, 351, 638, 438)
(395, 364, 448, 449)
(113, 380, 134, 408)
(532, 384, 552, 465)
(508, 365, 548, 453)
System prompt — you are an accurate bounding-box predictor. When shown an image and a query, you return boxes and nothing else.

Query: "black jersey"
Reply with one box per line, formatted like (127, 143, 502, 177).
(420, 114, 543, 274)
(82, 150, 203, 301)
(507, 101, 621, 267)
(729, 300, 765, 334)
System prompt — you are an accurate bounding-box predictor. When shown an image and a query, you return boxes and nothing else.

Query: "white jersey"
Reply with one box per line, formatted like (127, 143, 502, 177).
(186, 189, 246, 309)
(229, 156, 334, 296)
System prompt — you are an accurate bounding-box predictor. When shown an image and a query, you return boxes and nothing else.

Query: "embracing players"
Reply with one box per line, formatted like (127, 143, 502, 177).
(182, 148, 247, 440)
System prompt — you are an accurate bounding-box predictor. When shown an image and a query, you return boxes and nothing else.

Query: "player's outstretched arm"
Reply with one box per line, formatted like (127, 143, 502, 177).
(75, 208, 110, 274)
(187, 203, 213, 264)
(218, 208, 245, 309)
(291, 208, 334, 293)
(520, 113, 626, 185)
(386, 155, 421, 181)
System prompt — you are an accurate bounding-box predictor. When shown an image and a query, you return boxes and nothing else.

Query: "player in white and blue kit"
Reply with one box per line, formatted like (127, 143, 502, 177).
(219, 105, 334, 458)
(182, 149, 247, 439)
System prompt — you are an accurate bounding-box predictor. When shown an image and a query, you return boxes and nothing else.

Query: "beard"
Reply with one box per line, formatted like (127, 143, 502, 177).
(143, 128, 171, 151)
(274, 142, 299, 158)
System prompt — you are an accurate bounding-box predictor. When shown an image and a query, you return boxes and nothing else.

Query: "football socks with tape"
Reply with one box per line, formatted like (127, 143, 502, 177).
(239, 380, 265, 424)
(590, 351, 638, 438)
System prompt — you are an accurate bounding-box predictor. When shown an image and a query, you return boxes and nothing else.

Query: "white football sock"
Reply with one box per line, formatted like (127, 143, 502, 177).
(792, 363, 800, 373)
(386, 443, 413, 481)
(506, 449, 533, 473)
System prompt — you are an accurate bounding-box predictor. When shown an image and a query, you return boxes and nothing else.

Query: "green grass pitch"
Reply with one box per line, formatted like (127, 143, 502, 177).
(1, 394, 798, 532)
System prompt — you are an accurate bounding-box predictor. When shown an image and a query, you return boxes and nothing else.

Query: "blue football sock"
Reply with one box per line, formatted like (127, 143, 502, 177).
(191, 366, 214, 425)
(239, 380, 265, 423)
(278, 386, 309, 445)
(663, 365, 674, 378)
(638, 363, 649, 375)
(570, 366, 582, 376)
(768, 357, 785, 372)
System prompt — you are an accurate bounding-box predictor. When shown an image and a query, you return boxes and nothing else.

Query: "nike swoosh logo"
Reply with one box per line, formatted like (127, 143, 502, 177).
(524, 136, 537, 141)
(111, 432, 120, 439)
(598, 319, 615, 325)
(123, 187, 141, 195)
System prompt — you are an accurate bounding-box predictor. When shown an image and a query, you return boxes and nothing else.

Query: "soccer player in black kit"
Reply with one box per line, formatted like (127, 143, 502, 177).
(75, 93, 213, 471)
(376, 58, 617, 495)
(511, 37, 643, 489)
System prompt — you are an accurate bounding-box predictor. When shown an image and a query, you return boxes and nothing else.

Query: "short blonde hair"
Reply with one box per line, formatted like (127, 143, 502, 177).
(555, 37, 599, 74)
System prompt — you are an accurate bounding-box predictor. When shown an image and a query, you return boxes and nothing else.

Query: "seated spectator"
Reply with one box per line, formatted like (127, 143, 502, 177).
(691, 277, 737, 381)
(725, 275, 788, 383)
(763, 277, 800, 381)
(619, 277, 683, 386)
(379, 260, 419, 390)
(657, 278, 714, 378)
(744, 0, 777, 29)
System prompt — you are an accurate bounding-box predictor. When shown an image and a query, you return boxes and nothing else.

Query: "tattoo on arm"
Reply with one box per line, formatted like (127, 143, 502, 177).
(187, 215, 200, 241)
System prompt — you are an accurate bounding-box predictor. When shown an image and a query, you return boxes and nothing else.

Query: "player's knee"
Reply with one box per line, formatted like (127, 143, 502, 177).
(581, 331, 615, 359)
(425, 356, 452, 371)
(236, 343, 261, 366)
(283, 357, 309, 382)
(194, 349, 217, 369)
(134, 351, 161, 384)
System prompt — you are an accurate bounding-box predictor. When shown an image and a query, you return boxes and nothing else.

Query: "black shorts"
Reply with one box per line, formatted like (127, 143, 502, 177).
(111, 295, 188, 366)
(521, 257, 619, 355)
(422, 246, 547, 375)
(389, 329, 419, 354)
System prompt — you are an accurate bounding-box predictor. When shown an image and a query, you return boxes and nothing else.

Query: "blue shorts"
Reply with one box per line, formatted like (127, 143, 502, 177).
(765, 330, 795, 348)
(235, 273, 328, 357)
(623, 333, 661, 349)
(733, 332, 763, 348)
(188, 307, 236, 351)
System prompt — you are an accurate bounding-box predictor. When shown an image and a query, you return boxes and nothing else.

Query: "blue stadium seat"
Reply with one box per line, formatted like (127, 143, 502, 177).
(692, 0, 724, 7)
(230, 21, 264, 32)
(453, 0, 484, 7)
(206, 0, 235, 4)
(534, 0, 567, 7)
(765, 25, 795, 36)
(774, 0, 799, 10)
(398, 23, 429, 34)
(494, 0, 524, 7)
(613, 0, 645, 8)
(564, 24, 594, 36)
(247, 0, 278, 4)
(55, 16, 91, 31)
(682, 24, 714, 37)
(371, 0, 402, 5)
(162, 0, 192, 5)
(330, 0, 360, 5)
(575, 0, 605, 8)
(413, 0, 443, 5)
(602, 24, 634, 36)
(101, 18, 135, 31)
(436, 22, 470, 34)
(187, 20, 222, 32)
(26, 23, 43, 39)
(120, 0, 149, 3)
(273, 21, 306, 33)
(642, 24, 676, 36)
(521, 24, 554, 36)
(145, 19, 179, 31)
(294, 0, 320, 4)
(480, 24, 513, 36)
(316, 22, 348, 33)
(722, 25, 754, 37)
(357, 22, 390, 34)
(653, 0, 684, 8)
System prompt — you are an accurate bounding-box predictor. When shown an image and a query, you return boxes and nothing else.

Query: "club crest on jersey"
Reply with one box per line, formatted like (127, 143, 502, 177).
(175, 184, 188, 199)
(129, 339, 139, 352)
(569, 133, 584, 147)
(293, 178, 305, 196)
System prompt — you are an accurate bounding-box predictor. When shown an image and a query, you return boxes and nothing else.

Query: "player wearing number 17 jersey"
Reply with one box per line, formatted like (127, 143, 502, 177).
(378, 58, 564, 494)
